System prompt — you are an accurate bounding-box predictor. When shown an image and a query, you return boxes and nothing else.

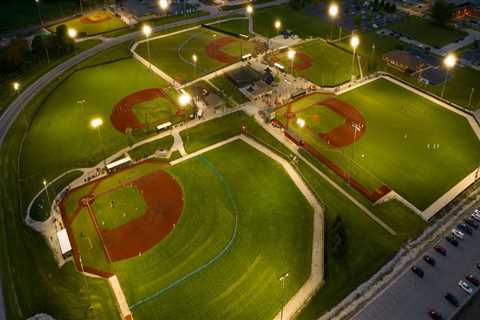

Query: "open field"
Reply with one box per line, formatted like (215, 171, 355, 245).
(388, 16, 468, 48)
(19, 55, 183, 220)
(278, 79, 480, 210)
(62, 141, 313, 319)
(135, 27, 261, 83)
(209, 19, 250, 35)
(266, 40, 359, 86)
(48, 9, 127, 36)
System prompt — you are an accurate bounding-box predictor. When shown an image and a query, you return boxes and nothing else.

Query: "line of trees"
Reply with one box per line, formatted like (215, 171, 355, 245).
(0, 25, 74, 80)
(430, 0, 455, 26)
(372, 0, 397, 13)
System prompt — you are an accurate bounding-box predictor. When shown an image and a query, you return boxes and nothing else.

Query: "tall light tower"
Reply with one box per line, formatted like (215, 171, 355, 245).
(143, 24, 153, 69)
(90, 117, 106, 167)
(287, 49, 296, 76)
(179, 93, 192, 142)
(42, 179, 52, 215)
(279, 272, 290, 320)
(35, 0, 44, 27)
(349, 122, 362, 185)
(350, 34, 360, 81)
(159, 0, 169, 18)
(328, 3, 339, 41)
(13, 82, 20, 97)
(246, 5, 254, 34)
(271, 19, 281, 49)
(441, 53, 456, 98)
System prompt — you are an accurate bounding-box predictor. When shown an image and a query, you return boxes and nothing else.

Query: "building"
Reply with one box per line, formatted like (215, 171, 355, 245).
(382, 50, 427, 73)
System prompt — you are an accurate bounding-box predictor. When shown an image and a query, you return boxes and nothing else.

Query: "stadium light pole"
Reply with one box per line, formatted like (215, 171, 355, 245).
(192, 54, 198, 80)
(350, 34, 359, 81)
(68, 28, 78, 69)
(13, 82, 20, 98)
(90, 117, 106, 168)
(143, 24, 153, 69)
(287, 49, 296, 76)
(159, 0, 170, 32)
(348, 123, 362, 185)
(441, 53, 456, 98)
(271, 19, 281, 49)
(179, 93, 192, 142)
(42, 179, 52, 214)
(246, 5, 254, 34)
(296, 118, 305, 128)
(35, 0, 44, 27)
(328, 3, 338, 41)
(279, 272, 290, 320)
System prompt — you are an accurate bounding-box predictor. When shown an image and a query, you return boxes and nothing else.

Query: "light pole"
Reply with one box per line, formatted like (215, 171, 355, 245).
(77, 99, 86, 116)
(43, 179, 52, 215)
(287, 49, 296, 76)
(192, 53, 197, 80)
(68, 28, 78, 68)
(349, 123, 362, 185)
(13, 82, 20, 98)
(279, 272, 290, 320)
(90, 118, 106, 168)
(246, 5, 253, 34)
(271, 19, 281, 49)
(328, 3, 338, 41)
(350, 34, 359, 81)
(179, 93, 192, 143)
(441, 53, 456, 98)
(143, 24, 153, 69)
(159, 0, 170, 32)
(35, 0, 44, 27)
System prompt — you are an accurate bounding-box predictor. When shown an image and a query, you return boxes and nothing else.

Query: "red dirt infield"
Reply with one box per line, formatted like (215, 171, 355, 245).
(205, 37, 238, 64)
(110, 88, 177, 134)
(80, 14, 112, 24)
(268, 51, 313, 71)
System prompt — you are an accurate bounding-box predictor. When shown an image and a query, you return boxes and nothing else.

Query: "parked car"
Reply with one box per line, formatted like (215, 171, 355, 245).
(466, 274, 480, 286)
(423, 255, 436, 266)
(444, 292, 459, 307)
(464, 217, 478, 229)
(271, 119, 282, 128)
(457, 223, 473, 235)
(459, 280, 473, 294)
(428, 310, 444, 320)
(452, 229, 465, 240)
(434, 245, 447, 256)
(446, 235, 459, 247)
(472, 211, 480, 222)
(411, 266, 424, 278)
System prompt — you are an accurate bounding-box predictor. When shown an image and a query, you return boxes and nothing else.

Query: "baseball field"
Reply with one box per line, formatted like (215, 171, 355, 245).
(277, 78, 480, 210)
(60, 140, 313, 319)
(48, 10, 127, 36)
(266, 40, 359, 86)
(135, 27, 262, 83)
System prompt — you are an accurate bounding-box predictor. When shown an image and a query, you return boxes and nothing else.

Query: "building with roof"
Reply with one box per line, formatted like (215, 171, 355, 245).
(382, 50, 427, 73)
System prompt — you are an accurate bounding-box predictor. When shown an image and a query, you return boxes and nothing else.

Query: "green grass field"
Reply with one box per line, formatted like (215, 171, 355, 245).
(132, 95, 178, 126)
(279, 79, 480, 210)
(63, 141, 313, 319)
(20, 56, 178, 220)
(135, 28, 259, 83)
(267, 40, 359, 86)
(389, 16, 468, 48)
(128, 135, 174, 161)
(209, 19, 250, 35)
(48, 10, 127, 36)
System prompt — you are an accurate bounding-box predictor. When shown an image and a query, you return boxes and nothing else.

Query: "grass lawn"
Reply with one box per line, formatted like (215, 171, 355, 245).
(209, 75, 248, 105)
(132, 95, 178, 126)
(135, 28, 259, 83)
(267, 40, 359, 86)
(48, 10, 127, 36)
(20, 56, 175, 213)
(388, 16, 468, 48)
(128, 135, 174, 161)
(115, 141, 312, 319)
(280, 79, 480, 210)
(209, 18, 250, 35)
(0, 0, 78, 32)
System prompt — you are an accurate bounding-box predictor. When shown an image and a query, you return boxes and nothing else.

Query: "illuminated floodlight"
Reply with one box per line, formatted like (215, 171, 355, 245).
(178, 93, 192, 106)
(90, 117, 103, 129)
(287, 49, 296, 60)
(246, 4, 253, 14)
(68, 28, 77, 39)
(350, 35, 360, 49)
(142, 24, 152, 37)
(444, 53, 457, 69)
(192, 54, 197, 63)
(296, 118, 305, 128)
(274, 20, 281, 30)
(13, 82, 20, 91)
(328, 3, 339, 18)
(159, 0, 169, 10)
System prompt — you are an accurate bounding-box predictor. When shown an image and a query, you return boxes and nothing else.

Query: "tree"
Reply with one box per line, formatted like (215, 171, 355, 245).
(373, 0, 379, 7)
(353, 14, 362, 30)
(391, 3, 397, 12)
(331, 214, 348, 259)
(0, 38, 29, 72)
(430, 0, 454, 26)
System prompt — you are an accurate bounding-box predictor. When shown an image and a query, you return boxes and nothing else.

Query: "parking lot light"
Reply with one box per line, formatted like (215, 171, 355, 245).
(441, 53, 456, 98)
(350, 34, 360, 81)
(328, 3, 339, 40)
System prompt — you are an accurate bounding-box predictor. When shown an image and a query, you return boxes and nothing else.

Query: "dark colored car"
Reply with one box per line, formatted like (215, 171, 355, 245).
(445, 292, 459, 307)
(271, 119, 282, 128)
(464, 217, 478, 229)
(424, 255, 436, 266)
(457, 223, 473, 235)
(466, 274, 480, 286)
(434, 245, 447, 256)
(428, 310, 444, 320)
(411, 266, 424, 278)
(446, 235, 459, 247)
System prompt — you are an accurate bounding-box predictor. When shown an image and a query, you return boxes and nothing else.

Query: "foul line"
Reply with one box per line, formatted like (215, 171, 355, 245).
(129, 155, 239, 310)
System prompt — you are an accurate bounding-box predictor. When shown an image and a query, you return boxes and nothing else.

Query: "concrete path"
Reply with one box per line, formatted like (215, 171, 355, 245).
(172, 130, 187, 156)
(108, 275, 132, 320)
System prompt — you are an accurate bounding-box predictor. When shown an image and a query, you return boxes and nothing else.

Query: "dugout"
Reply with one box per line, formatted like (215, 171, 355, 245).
(106, 155, 132, 173)
(57, 229, 72, 259)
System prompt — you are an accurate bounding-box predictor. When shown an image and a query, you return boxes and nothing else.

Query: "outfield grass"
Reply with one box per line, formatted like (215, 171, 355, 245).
(135, 28, 258, 83)
(48, 10, 127, 36)
(128, 135, 174, 161)
(281, 79, 480, 210)
(388, 16, 468, 48)
(20, 56, 175, 216)
(267, 40, 359, 85)
(115, 141, 312, 319)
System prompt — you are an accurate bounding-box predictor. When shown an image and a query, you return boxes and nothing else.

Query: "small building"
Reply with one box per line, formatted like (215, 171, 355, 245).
(225, 66, 262, 88)
(382, 50, 427, 73)
(451, 1, 480, 20)
(57, 229, 72, 259)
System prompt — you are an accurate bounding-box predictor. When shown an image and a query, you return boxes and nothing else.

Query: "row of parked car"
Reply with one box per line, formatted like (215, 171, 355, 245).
(410, 208, 480, 320)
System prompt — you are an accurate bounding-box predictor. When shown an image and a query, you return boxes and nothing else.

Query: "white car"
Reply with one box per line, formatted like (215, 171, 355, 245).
(472, 212, 480, 222)
(452, 229, 464, 240)
(459, 280, 473, 294)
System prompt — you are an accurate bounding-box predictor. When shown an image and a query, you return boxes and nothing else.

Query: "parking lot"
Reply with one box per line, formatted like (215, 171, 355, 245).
(353, 205, 480, 320)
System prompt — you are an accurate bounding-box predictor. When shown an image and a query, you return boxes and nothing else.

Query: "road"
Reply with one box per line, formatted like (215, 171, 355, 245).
(352, 203, 480, 320)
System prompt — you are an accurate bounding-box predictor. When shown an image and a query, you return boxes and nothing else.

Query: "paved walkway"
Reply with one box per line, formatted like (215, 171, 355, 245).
(108, 275, 132, 320)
